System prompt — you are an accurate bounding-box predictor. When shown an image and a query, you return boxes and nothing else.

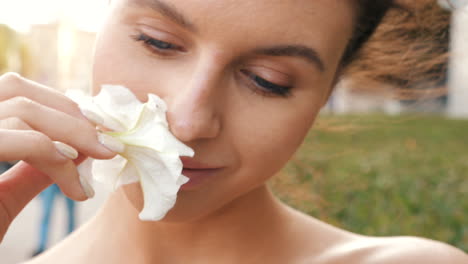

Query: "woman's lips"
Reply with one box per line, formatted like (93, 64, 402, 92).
(180, 168, 220, 190)
(179, 157, 222, 190)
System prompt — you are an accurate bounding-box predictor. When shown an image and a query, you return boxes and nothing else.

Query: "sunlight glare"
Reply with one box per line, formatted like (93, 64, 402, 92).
(0, 0, 108, 32)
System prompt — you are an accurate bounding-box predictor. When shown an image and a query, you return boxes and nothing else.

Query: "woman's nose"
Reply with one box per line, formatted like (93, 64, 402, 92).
(165, 73, 222, 143)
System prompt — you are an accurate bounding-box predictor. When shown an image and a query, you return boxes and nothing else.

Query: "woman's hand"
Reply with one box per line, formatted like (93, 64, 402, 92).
(0, 72, 117, 243)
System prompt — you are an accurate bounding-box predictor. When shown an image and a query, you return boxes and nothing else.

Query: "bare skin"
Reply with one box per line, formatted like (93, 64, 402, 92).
(27, 187, 467, 264)
(0, 0, 467, 263)
(0, 73, 118, 242)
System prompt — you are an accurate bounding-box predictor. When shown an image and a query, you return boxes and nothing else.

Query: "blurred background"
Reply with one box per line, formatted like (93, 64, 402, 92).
(0, 0, 467, 263)
(0, 0, 110, 263)
(0, 0, 107, 93)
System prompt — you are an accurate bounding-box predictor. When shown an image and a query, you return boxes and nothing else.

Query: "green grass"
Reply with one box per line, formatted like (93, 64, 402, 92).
(270, 114, 468, 251)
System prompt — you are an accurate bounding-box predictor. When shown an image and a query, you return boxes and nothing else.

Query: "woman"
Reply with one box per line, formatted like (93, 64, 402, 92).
(0, 0, 466, 263)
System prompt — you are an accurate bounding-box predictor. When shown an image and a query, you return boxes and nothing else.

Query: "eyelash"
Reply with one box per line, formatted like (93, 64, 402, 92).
(132, 33, 183, 54)
(132, 33, 292, 97)
(240, 70, 292, 97)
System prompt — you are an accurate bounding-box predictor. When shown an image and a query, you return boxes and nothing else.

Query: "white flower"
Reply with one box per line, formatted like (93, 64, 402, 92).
(67, 85, 194, 221)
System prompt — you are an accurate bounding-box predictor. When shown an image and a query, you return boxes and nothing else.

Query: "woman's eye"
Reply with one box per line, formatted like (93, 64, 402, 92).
(132, 33, 183, 54)
(240, 70, 292, 97)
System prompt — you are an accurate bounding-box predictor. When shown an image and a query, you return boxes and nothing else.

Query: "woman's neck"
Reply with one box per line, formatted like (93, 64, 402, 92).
(87, 184, 291, 263)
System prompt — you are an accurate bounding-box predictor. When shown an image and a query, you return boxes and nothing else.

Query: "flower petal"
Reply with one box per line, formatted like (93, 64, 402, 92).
(115, 159, 140, 187)
(70, 85, 194, 221)
(139, 173, 177, 221)
(93, 85, 145, 131)
(92, 154, 128, 190)
(126, 145, 188, 220)
(66, 88, 127, 131)
(117, 99, 195, 157)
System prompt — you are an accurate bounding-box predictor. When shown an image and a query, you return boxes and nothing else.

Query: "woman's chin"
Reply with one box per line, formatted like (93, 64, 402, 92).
(119, 183, 214, 223)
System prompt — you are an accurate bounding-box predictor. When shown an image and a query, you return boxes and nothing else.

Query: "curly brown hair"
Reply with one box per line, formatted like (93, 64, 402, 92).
(345, 0, 451, 97)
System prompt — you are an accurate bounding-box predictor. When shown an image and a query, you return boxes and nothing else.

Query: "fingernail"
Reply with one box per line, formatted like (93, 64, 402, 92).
(81, 109, 104, 126)
(54, 141, 79, 160)
(98, 133, 125, 153)
(79, 175, 95, 198)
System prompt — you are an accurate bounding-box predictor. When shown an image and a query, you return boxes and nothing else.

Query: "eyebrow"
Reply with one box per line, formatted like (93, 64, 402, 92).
(129, 0, 326, 72)
(130, 0, 197, 32)
(254, 45, 326, 72)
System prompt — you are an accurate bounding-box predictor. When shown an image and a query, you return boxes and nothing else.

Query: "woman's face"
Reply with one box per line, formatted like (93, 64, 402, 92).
(93, 0, 354, 221)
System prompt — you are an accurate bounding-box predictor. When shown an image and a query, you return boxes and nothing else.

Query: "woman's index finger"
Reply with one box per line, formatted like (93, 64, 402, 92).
(0, 73, 87, 122)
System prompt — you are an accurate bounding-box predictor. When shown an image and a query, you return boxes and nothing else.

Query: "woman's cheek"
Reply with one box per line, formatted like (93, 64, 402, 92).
(92, 26, 151, 96)
(234, 106, 318, 188)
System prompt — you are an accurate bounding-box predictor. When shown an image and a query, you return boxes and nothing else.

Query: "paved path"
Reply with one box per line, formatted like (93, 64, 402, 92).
(0, 186, 109, 264)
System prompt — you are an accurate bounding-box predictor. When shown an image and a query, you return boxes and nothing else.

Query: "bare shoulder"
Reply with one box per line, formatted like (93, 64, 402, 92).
(365, 236, 468, 264)
(273, 206, 468, 264)
(321, 235, 468, 264)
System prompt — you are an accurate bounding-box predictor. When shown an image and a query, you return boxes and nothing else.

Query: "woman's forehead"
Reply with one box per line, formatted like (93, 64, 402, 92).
(117, 0, 355, 28)
(113, 0, 354, 66)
